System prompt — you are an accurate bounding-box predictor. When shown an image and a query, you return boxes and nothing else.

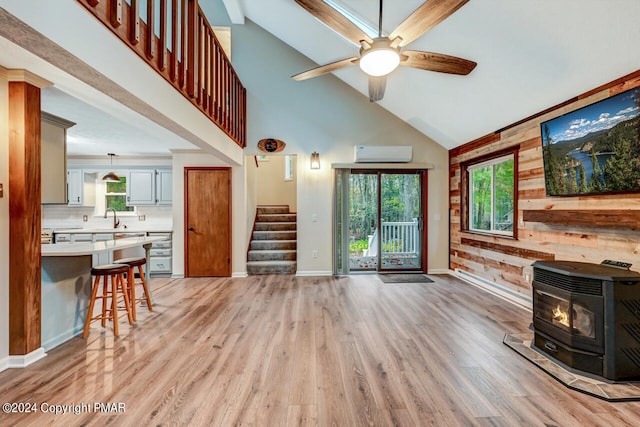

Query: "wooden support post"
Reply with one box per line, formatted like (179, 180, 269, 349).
(7, 71, 50, 356)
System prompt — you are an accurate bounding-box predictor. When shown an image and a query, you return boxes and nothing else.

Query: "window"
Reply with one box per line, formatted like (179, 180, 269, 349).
(464, 152, 516, 236)
(105, 176, 134, 213)
(284, 155, 294, 181)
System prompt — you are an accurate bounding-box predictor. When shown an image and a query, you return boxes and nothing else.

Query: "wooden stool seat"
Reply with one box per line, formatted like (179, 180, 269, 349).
(91, 263, 129, 276)
(114, 257, 153, 321)
(83, 263, 133, 338)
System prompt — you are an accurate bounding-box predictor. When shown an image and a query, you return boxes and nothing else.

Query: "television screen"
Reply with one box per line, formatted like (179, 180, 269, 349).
(540, 87, 640, 196)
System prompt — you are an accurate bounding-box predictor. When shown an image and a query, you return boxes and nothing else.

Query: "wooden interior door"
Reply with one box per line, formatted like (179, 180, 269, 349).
(184, 167, 231, 277)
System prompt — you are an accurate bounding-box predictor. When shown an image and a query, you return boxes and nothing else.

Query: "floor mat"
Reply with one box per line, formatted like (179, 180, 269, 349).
(377, 274, 434, 284)
(504, 332, 640, 401)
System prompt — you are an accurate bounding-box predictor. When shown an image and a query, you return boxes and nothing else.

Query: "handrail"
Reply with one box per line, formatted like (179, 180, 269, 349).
(77, 0, 246, 148)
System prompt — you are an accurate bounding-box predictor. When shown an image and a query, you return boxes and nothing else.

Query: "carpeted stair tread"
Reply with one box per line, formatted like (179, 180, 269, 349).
(247, 260, 297, 275)
(252, 230, 296, 240)
(248, 250, 297, 261)
(255, 222, 297, 231)
(257, 205, 291, 214)
(256, 214, 297, 222)
(250, 240, 297, 250)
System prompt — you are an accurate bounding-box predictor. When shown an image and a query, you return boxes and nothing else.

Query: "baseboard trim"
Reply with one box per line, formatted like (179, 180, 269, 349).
(232, 271, 248, 278)
(42, 328, 83, 352)
(296, 271, 333, 277)
(452, 268, 532, 311)
(2, 347, 47, 370)
(427, 268, 451, 275)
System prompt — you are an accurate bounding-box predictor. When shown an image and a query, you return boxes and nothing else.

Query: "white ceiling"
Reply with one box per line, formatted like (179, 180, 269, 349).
(233, 0, 640, 149)
(41, 86, 195, 157)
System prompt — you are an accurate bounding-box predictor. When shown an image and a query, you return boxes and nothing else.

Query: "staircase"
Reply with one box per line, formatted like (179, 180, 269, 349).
(247, 206, 297, 275)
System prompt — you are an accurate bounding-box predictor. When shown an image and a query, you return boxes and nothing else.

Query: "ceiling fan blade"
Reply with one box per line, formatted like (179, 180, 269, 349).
(292, 57, 359, 81)
(389, 0, 469, 47)
(295, 0, 373, 46)
(368, 75, 387, 102)
(400, 50, 476, 75)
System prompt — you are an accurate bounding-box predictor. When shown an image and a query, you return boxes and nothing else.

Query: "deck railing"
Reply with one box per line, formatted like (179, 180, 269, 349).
(381, 219, 420, 254)
(77, 0, 246, 148)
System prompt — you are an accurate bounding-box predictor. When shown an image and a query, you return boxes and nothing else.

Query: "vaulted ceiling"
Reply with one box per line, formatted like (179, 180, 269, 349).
(228, 0, 640, 149)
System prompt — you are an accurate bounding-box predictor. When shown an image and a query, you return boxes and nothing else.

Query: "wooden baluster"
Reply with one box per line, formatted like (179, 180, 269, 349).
(186, 0, 197, 97)
(170, 0, 178, 82)
(110, 0, 122, 28)
(158, 0, 167, 70)
(208, 33, 214, 116)
(215, 45, 221, 123)
(146, 0, 156, 59)
(179, 0, 187, 89)
(130, 0, 140, 45)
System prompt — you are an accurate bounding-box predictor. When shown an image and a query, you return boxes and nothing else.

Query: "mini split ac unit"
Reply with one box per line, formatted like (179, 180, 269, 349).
(353, 145, 412, 163)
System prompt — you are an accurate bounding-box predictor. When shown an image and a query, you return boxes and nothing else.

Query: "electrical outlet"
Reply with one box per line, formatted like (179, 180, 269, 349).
(138, 215, 146, 221)
(312, 250, 318, 258)
(312, 214, 318, 222)
(82, 215, 88, 222)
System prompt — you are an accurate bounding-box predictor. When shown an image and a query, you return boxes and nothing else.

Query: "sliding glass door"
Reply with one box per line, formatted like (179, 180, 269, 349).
(335, 169, 426, 274)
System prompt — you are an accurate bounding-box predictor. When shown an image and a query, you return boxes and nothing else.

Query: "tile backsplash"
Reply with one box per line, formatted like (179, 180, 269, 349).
(42, 204, 172, 231)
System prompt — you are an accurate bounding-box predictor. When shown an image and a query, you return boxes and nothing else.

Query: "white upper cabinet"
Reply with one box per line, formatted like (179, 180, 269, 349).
(157, 169, 173, 205)
(67, 170, 96, 206)
(127, 169, 171, 206)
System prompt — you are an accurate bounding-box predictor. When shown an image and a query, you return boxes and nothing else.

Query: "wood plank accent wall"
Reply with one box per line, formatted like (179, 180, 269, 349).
(8, 80, 42, 355)
(449, 69, 640, 296)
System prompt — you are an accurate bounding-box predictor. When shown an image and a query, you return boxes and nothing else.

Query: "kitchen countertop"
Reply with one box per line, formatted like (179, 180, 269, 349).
(53, 228, 173, 234)
(42, 236, 166, 256)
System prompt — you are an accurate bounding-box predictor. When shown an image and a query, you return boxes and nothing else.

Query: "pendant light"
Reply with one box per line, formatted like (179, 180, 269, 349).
(102, 153, 120, 182)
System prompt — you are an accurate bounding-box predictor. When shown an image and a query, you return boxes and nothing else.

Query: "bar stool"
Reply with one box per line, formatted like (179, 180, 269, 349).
(114, 257, 153, 321)
(83, 263, 133, 338)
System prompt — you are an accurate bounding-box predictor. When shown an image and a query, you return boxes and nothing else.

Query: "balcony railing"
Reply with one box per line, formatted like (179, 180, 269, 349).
(77, 0, 246, 148)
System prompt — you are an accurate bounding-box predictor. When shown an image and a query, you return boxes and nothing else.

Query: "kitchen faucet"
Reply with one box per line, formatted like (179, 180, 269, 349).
(104, 208, 120, 228)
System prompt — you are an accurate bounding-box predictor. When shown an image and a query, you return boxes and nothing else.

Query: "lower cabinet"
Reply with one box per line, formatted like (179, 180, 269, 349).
(148, 232, 172, 277)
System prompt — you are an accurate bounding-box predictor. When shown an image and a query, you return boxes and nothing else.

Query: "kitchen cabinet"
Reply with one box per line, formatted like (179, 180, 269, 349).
(67, 170, 96, 206)
(41, 112, 75, 204)
(157, 169, 172, 205)
(127, 169, 172, 206)
(148, 232, 172, 276)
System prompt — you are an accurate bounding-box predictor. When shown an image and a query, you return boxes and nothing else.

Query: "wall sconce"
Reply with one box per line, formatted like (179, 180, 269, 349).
(310, 152, 320, 170)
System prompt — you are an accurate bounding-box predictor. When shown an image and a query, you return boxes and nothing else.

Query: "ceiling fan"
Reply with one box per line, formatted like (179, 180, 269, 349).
(292, 0, 477, 102)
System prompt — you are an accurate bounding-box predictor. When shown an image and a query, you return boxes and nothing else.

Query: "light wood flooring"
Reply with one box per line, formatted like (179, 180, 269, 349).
(1, 274, 639, 426)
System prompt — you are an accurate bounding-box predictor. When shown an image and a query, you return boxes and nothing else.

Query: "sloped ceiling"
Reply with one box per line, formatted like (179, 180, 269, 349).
(231, 0, 640, 149)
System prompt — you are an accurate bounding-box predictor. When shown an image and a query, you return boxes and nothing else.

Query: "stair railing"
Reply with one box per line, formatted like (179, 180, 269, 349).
(77, 0, 246, 148)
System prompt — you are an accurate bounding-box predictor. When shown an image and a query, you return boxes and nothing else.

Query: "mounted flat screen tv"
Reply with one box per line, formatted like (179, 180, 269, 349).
(540, 87, 640, 196)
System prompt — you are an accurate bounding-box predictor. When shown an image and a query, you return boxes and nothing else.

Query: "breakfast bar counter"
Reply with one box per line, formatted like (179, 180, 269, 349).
(41, 236, 164, 350)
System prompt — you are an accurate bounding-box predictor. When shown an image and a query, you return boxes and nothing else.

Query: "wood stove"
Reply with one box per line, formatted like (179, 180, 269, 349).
(532, 260, 640, 381)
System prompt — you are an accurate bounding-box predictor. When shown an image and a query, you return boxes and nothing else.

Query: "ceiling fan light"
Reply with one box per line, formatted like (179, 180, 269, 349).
(359, 48, 400, 77)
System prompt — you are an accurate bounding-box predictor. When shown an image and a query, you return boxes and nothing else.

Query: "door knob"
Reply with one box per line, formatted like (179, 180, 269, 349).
(188, 227, 195, 232)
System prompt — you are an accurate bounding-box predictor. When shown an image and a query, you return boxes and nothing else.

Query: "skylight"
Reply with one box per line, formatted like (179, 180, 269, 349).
(323, 0, 380, 40)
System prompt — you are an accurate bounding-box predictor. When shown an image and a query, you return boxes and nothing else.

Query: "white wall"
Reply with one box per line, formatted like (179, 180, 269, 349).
(256, 155, 297, 212)
(171, 151, 248, 277)
(0, 69, 10, 369)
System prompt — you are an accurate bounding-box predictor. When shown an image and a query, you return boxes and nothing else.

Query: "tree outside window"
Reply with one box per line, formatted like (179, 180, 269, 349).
(467, 154, 515, 236)
(105, 177, 134, 212)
